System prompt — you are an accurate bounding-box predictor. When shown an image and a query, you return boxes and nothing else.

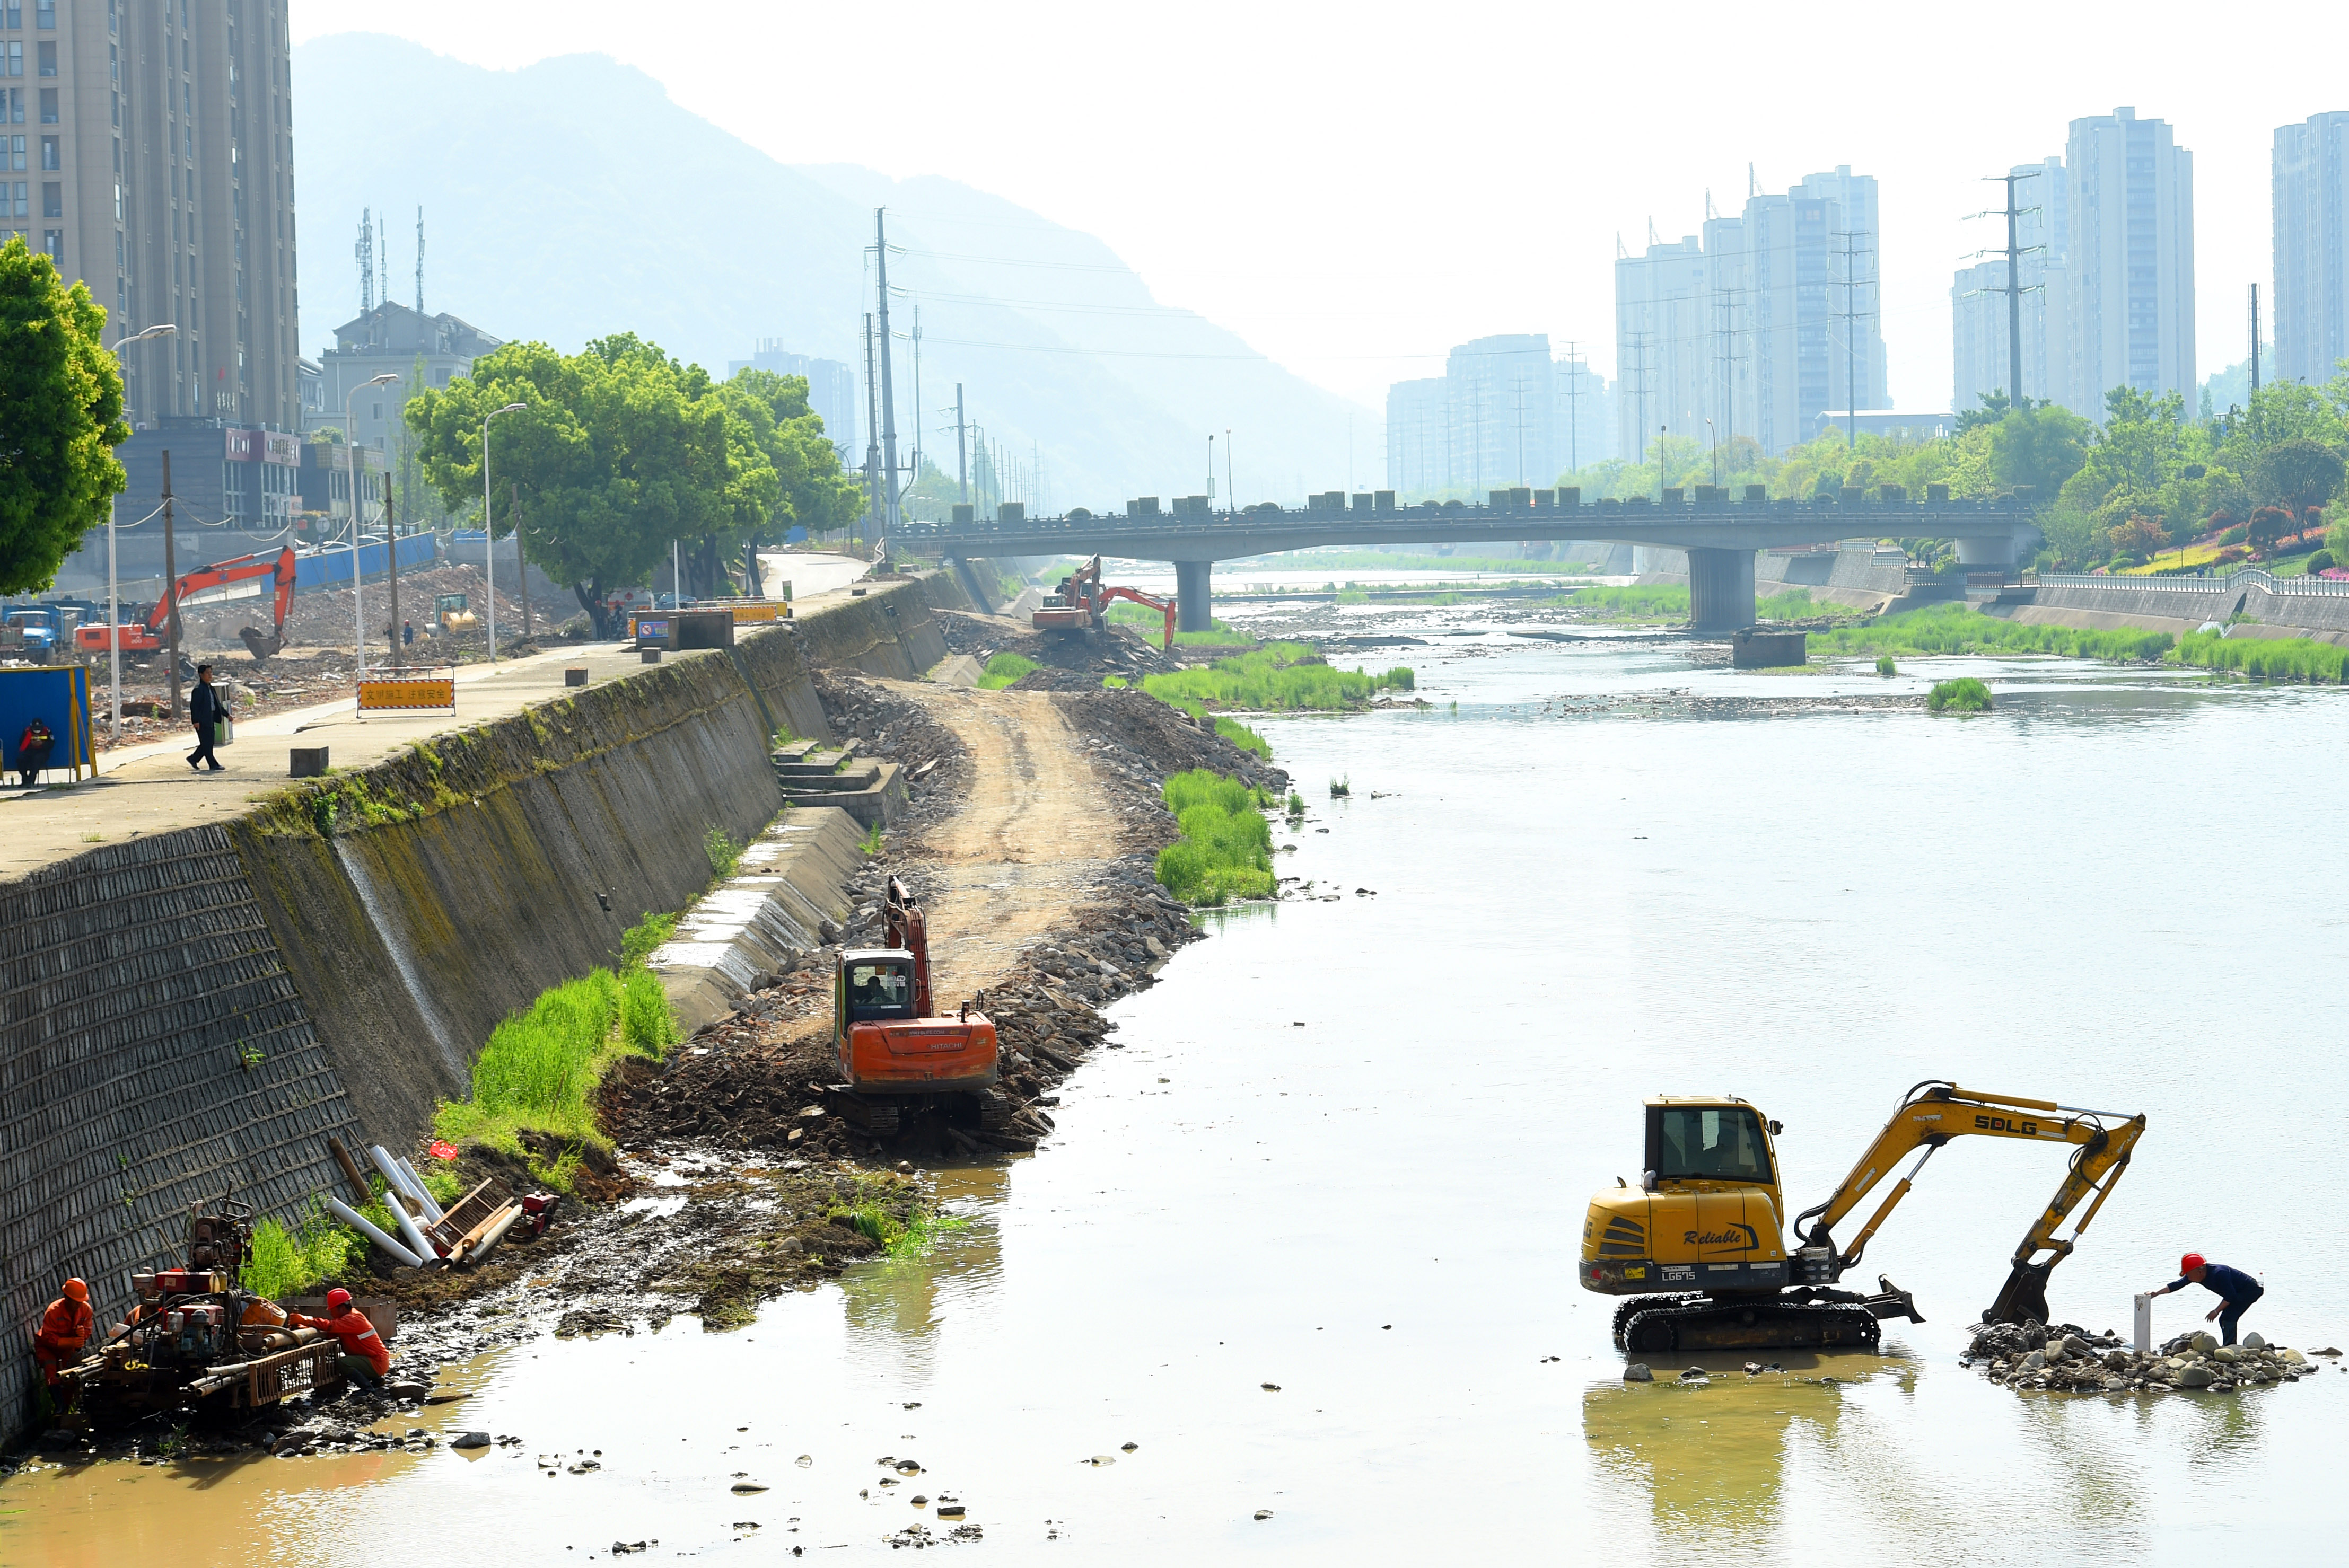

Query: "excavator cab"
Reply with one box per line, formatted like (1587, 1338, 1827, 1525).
(1582, 1098, 1794, 1299)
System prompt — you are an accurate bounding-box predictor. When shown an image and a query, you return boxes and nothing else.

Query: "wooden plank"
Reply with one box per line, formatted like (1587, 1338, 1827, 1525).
(326, 1137, 374, 1206)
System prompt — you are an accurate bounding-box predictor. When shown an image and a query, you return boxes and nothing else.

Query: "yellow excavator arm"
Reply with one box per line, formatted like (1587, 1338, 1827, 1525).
(1791, 1080, 2146, 1326)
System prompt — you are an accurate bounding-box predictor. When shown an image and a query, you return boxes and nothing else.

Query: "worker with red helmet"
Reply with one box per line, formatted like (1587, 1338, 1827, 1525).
(2152, 1252, 2265, 1346)
(287, 1288, 391, 1388)
(32, 1279, 94, 1409)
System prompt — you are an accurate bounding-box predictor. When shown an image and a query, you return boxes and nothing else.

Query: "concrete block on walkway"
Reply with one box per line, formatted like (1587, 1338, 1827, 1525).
(290, 746, 330, 778)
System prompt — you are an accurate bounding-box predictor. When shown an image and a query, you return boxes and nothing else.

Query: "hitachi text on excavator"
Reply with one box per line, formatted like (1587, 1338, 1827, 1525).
(1581, 1082, 2146, 1354)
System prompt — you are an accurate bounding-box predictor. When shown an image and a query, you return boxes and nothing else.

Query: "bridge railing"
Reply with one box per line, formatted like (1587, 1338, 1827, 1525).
(2035, 569, 2349, 598)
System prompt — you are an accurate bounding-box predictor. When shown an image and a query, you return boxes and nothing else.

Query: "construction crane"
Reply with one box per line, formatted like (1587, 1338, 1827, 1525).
(1031, 554, 1177, 650)
(828, 876, 1012, 1138)
(1582, 1081, 2146, 1354)
(75, 548, 298, 664)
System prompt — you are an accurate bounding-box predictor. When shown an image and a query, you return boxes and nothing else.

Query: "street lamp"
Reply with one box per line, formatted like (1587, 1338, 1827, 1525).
(105, 323, 177, 741)
(347, 371, 399, 680)
(483, 401, 527, 662)
(1706, 418, 1719, 489)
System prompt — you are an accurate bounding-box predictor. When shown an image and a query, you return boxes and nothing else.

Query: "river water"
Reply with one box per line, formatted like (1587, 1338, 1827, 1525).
(8, 610, 2342, 1564)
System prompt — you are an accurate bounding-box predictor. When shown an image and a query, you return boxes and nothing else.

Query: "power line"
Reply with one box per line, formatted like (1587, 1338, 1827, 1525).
(1831, 230, 1877, 451)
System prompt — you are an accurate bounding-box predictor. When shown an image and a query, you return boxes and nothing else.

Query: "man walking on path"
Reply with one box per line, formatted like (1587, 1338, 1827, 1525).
(2152, 1253, 2264, 1345)
(188, 664, 226, 772)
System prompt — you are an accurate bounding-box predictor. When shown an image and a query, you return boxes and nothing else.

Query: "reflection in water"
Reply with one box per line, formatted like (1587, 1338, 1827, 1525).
(1584, 1352, 1887, 1544)
(837, 1163, 1011, 1371)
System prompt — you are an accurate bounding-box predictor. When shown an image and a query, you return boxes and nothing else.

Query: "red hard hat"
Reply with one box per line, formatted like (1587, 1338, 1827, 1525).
(62, 1278, 88, 1302)
(325, 1287, 353, 1311)
(2179, 1253, 2207, 1274)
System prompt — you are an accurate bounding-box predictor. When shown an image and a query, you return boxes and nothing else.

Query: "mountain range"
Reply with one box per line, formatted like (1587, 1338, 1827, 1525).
(291, 36, 1370, 512)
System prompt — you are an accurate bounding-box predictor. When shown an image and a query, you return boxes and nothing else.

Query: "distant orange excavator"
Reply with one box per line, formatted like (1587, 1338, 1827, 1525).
(830, 876, 1011, 1139)
(74, 547, 297, 664)
(1032, 555, 1176, 650)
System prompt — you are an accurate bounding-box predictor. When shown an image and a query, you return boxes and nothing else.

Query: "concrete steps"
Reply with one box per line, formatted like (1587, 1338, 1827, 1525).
(774, 739, 904, 828)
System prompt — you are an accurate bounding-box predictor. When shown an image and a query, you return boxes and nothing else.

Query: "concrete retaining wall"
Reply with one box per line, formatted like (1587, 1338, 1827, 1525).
(0, 570, 969, 1438)
(2014, 579, 2349, 645)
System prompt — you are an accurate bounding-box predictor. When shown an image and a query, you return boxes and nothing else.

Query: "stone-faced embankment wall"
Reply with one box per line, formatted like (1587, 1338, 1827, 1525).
(2010, 579, 2349, 645)
(0, 571, 969, 1437)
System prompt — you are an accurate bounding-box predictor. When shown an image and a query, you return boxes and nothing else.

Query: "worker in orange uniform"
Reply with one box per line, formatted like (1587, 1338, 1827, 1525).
(287, 1287, 390, 1390)
(33, 1279, 94, 1415)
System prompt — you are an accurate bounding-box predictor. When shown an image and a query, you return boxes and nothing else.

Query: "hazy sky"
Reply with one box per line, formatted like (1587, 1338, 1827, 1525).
(292, 1, 2334, 418)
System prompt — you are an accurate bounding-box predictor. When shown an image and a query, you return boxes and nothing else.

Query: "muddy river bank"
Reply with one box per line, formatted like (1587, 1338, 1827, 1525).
(8, 611, 2347, 1563)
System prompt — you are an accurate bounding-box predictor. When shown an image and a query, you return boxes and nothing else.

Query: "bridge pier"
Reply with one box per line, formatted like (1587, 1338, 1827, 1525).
(1956, 535, 2017, 572)
(1686, 547, 1757, 633)
(1174, 560, 1214, 632)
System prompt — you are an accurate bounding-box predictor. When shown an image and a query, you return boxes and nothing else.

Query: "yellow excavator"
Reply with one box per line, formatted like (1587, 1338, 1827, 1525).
(1582, 1082, 2146, 1354)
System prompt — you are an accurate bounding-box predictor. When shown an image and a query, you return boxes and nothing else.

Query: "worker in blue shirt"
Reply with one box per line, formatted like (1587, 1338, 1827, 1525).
(2152, 1252, 2264, 1345)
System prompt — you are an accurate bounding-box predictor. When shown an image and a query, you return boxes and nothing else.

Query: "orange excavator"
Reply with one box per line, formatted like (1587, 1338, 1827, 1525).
(830, 876, 1010, 1138)
(1031, 554, 1177, 650)
(75, 548, 297, 664)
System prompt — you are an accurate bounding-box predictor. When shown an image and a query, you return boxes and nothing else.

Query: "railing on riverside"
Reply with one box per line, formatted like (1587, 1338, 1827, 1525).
(2035, 569, 2349, 598)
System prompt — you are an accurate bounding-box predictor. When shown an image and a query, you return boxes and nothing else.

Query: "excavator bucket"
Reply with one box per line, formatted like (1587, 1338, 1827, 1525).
(1984, 1260, 2053, 1326)
(238, 626, 284, 663)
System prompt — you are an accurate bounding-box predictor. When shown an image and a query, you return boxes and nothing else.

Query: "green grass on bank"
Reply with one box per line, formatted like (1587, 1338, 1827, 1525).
(2173, 630, 2349, 682)
(1810, 603, 2175, 662)
(1153, 769, 1275, 905)
(1142, 642, 1413, 711)
(1559, 585, 1833, 622)
(976, 652, 1039, 690)
(432, 913, 683, 1191)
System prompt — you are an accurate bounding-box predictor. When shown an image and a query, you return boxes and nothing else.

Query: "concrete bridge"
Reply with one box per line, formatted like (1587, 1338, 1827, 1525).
(901, 486, 2041, 632)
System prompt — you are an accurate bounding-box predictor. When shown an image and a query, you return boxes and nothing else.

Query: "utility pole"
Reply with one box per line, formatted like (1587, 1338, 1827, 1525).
(161, 451, 183, 720)
(1831, 229, 1876, 451)
(1624, 331, 1654, 465)
(1711, 287, 1746, 454)
(384, 483, 400, 665)
(1225, 428, 1234, 516)
(415, 206, 425, 317)
(909, 301, 923, 499)
(873, 209, 901, 543)
(1511, 374, 1528, 486)
(954, 383, 968, 504)
(861, 313, 882, 548)
(1970, 171, 2044, 410)
(512, 482, 527, 642)
(2249, 284, 2262, 395)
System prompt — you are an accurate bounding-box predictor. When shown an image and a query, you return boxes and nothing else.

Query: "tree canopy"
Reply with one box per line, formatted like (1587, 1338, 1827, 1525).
(0, 237, 128, 594)
(406, 336, 862, 633)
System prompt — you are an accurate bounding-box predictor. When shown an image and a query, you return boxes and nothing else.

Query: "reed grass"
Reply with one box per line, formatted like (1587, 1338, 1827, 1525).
(976, 653, 1039, 690)
(1153, 769, 1275, 904)
(1812, 603, 2174, 662)
(2173, 630, 2349, 682)
(1927, 676, 1994, 713)
(1142, 642, 1412, 711)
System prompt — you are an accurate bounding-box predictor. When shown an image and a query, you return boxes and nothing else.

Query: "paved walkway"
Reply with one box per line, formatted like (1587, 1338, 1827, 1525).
(0, 579, 883, 885)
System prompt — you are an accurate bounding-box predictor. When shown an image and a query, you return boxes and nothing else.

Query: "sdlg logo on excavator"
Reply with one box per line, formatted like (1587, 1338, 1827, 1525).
(1975, 1114, 2039, 1135)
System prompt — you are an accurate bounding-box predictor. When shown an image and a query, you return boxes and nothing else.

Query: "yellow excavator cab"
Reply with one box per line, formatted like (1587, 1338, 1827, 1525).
(1581, 1098, 1792, 1298)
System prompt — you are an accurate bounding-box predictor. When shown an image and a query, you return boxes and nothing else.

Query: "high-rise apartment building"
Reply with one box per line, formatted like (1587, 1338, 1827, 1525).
(2, 0, 300, 429)
(1619, 169, 1888, 460)
(2273, 111, 2349, 386)
(1950, 157, 2067, 415)
(1447, 334, 1553, 492)
(1553, 354, 1611, 476)
(1614, 234, 1707, 460)
(729, 341, 861, 465)
(1384, 375, 1445, 494)
(2059, 108, 2193, 417)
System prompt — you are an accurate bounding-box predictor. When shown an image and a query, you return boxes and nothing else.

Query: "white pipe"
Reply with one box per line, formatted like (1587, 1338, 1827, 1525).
(368, 1144, 429, 1210)
(397, 1157, 446, 1224)
(365, 1146, 442, 1261)
(2134, 1292, 2153, 1355)
(467, 1204, 525, 1266)
(326, 1195, 424, 1268)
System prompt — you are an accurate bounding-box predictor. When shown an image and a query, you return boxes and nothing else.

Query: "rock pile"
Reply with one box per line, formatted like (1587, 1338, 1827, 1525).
(1962, 1321, 2327, 1393)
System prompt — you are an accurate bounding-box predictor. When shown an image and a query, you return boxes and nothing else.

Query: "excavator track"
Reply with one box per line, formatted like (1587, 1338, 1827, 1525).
(976, 1087, 1012, 1132)
(1611, 1294, 1701, 1349)
(1620, 1300, 1882, 1355)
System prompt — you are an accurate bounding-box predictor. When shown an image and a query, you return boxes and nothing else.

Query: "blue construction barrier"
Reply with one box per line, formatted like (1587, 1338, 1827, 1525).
(0, 665, 95, 784)
(294, 533, 436, 591)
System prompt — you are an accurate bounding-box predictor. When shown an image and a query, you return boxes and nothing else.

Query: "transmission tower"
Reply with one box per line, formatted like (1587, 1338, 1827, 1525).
(1830, 230, 1877, 451)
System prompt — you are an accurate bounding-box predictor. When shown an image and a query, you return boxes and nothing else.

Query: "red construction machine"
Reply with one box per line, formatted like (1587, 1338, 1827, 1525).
(75, 547, 298, 663)
(830, 876, 1010, 1138)
(1031, 555, 1177, 650)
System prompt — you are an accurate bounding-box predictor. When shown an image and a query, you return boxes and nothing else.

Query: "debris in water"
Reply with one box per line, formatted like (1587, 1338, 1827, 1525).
(1120, 1442, 1138, 1452)
(795, 1454, 813, 1467)
(1623, 1363, 1653, 1382)
(1254, 1509, 1275, 1521)
(1260, 1382, 1281, 1391)
(1085, 1455, 1117, 1466)
(732, 1482, 769, 1494)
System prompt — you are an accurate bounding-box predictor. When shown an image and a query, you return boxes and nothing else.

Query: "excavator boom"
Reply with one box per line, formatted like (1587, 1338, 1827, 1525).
(1792, 1080, 2145, 1325)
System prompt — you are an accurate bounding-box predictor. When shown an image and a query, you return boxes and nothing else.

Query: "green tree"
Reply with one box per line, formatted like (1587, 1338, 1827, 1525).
(2252, 437, 2345, 519)
(0, 237, 127, 593)
(713, 368, 862, 560)
(1987, 403, 2091, 495)
(406, 334, 739, 635)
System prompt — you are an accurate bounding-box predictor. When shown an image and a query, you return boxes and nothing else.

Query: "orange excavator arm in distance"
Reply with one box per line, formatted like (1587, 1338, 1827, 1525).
(1098, 584, 1176, 650)
(143, 548, 298, 638)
